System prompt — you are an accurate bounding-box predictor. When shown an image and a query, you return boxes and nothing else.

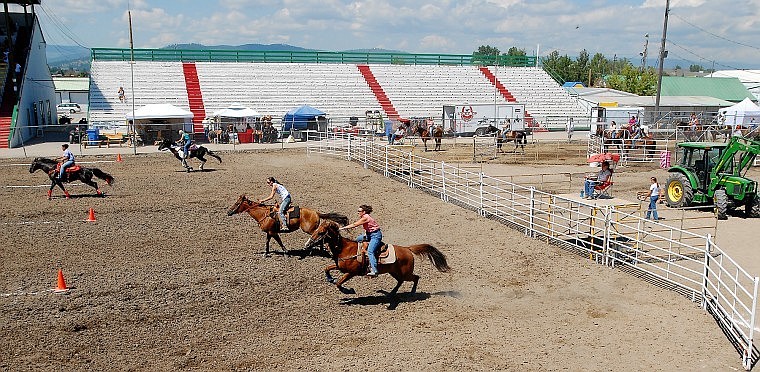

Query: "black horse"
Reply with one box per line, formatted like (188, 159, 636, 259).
(157, 139, 222, 172)
(29, 157, 114, 200)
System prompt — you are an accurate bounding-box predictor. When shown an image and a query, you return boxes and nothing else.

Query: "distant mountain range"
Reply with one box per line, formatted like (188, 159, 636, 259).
(46, 43, 406, 73)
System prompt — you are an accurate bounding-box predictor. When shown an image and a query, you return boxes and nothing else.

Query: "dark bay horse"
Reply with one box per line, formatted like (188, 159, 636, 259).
(594, 125, 630, 152)
(29, 157, 114, 199)
(226, 194, 349, 256)
(304, 221, 450, 295)
(157, 139, 221, 172)
(410, 124, 443, 151)
(484, 125, 527, 153)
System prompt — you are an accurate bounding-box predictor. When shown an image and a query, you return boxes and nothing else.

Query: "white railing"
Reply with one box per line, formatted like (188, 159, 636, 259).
(308, 132, 759, 370)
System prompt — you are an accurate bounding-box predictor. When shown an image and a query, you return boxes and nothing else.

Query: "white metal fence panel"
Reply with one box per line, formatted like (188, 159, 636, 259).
(308, 132, 759, 370)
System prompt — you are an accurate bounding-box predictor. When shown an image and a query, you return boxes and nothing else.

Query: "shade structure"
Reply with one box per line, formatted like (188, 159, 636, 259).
(282, 105, 326, 131)
(125, 104, 194, 120)
(719, 97, 760, 126)
(213, 103, 261, 118)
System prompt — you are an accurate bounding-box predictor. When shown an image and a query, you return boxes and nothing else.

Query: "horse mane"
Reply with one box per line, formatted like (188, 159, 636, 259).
(34, 157, 57, 164)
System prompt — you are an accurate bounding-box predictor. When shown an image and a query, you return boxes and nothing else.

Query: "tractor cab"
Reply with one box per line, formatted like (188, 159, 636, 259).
(676, 142, 727, 191)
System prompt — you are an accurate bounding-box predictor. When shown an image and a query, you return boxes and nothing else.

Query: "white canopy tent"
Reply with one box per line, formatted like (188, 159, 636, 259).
(126, 104, 194, 120)
(125, 104, 195, 144)
(213, 103, 261, 118)
(719, 98, 760, 127)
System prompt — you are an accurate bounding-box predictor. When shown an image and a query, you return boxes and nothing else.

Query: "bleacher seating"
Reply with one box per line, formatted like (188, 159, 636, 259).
(489, 67, 587, 126)
(88, 61, 590, 129)
(89, 61, 189, 125)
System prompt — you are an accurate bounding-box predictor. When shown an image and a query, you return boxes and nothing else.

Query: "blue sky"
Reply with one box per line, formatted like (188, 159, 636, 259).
(29, 0, 760, 69)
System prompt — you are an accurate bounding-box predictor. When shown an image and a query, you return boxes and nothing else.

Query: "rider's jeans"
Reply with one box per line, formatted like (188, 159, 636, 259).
(279, 195, 291, 227)
(59, 160, 74, 179)
(358, 229, 383, 273)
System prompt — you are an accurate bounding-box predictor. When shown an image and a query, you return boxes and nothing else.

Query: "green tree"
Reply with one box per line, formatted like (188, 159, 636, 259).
(689, 64, 704, 72)
(606, 65, 657, 95)
(472, 45, 500, 65)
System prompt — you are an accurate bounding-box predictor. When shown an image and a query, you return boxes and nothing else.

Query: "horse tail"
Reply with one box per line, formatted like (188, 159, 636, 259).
(408, 244, 451, 272)
(207, 148, 222, 163)
(92, 168, 115, 186)
(319, 212, 349, 226)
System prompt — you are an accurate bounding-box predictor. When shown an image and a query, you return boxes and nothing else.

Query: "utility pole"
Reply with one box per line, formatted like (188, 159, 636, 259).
(640, 34, 649, 71)
(653, 0, 670, 126)
(129, 8, 137, 155)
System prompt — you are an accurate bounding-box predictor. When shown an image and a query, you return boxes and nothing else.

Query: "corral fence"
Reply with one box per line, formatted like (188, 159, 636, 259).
(307, 132, 759, 370)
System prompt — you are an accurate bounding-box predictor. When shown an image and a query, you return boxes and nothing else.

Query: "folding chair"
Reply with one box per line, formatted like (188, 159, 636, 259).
(592, 172, 614, 199)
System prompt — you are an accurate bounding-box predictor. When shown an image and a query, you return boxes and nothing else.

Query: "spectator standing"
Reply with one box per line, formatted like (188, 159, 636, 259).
(118, 86, 125, 103)
(644, 177, 660, 220)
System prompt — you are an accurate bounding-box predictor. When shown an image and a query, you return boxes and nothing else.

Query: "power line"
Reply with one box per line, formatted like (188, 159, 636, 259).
(37, 5, 89, 48)
(667, 39, 760, 76)
(671, 13, 760, 52)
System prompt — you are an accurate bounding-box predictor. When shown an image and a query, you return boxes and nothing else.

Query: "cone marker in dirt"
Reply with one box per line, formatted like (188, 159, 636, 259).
(116, 153, 123, 162)
(54, 268, 69, 293)
(85, 208, 96, 222)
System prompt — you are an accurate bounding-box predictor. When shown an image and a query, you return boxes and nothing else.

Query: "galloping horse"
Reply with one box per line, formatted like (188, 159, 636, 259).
(29, 157, 114, 200)
(226, 194, 349, 256)
(304, 221, 450, 295)
(410, 123, 443, 151)
(157, 139, 222, 172)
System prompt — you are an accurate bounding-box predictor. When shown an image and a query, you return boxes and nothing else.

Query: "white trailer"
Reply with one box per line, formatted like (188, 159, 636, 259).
(443, 103, 526, 136)
(590, 105, 644, 133)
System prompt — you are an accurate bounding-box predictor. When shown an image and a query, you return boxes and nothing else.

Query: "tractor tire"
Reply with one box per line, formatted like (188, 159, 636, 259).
(748, 195, 760, 218)
(665, 173, 693, 208)
(714, 189, 728, 220)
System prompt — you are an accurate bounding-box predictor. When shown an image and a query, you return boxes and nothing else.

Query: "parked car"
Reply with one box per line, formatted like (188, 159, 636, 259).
(57, 103, 81, 114)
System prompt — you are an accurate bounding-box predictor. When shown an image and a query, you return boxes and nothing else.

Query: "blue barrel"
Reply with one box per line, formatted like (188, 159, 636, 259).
(86, 129, 99, 142)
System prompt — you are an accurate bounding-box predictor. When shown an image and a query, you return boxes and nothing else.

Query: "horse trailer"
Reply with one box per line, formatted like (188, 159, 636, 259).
(443, 103, 526, 136)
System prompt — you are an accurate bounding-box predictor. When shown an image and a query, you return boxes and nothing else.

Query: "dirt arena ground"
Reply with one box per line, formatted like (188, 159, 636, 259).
(0, 146, 748, 371)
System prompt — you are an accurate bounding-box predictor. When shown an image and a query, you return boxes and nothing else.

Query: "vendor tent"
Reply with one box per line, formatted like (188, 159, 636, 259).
(126, 104, 194, 120)
(719, 97, 760, 127)
(282, 105, 326, 131)
(213, 103, 261, 118)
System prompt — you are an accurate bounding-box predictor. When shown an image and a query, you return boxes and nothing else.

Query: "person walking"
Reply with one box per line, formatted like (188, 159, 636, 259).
(259, 177, 292, 232)
(645, 177, 660, 220)
(340, 204, 382, 277)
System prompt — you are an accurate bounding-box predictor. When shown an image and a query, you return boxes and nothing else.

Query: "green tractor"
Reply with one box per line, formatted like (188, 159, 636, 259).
(665, 136, 760, 220)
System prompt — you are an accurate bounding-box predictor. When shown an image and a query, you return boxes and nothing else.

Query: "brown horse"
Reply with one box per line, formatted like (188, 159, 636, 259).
(304, 221, 450, 295)
(595, 125, 630, 151)
(226, 194, 349, 256)
(410, 123, 443, 151)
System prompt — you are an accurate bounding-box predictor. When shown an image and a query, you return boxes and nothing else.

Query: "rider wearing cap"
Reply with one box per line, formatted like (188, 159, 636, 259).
(178, 129, 192, 159)
(55, 143, 75, 180)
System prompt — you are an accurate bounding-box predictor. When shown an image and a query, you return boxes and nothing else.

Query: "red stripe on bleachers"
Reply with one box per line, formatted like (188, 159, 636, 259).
(357, 65, 400, 121)
(182, 63, 206, 140)
(0, 98, 14, 148)
(479, 67, 537, 129)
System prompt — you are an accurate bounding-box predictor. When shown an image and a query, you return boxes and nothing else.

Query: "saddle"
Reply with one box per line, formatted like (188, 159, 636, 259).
(356, 241, 397, 267)
(188, 144, 198, 151)
(268, 205, 300, 222)
(55, 163, 81, 173)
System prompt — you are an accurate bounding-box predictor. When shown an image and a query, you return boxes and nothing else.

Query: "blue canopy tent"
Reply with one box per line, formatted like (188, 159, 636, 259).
(282, 105, 326, 131)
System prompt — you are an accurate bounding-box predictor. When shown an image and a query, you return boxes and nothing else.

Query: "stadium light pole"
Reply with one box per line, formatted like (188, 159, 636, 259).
(128, 9, 137, 155)
(653, 0, 670, 126)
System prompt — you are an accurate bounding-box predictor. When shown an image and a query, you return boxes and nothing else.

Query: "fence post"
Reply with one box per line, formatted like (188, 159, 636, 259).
(529, 187, 535, 237)
(745, 276, 759, 370)
(441, 161, 447, 202)
(479, 172, 485, 217)
(384, 145, 389, 177)
(602, 206, 611, 266)
(408, 152, 413, 188)
(702, 234, 711, 310)
(347, 134, 352, 161)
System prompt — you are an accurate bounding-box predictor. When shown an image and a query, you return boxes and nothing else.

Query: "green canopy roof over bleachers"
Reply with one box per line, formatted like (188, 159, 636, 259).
(660, 76, 755, 102)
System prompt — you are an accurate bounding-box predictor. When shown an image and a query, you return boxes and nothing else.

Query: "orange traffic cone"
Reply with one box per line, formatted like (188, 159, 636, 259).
(116, 153, 123, 162)
(54, 268, 69, 293)
(86, 208, 96, 222)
